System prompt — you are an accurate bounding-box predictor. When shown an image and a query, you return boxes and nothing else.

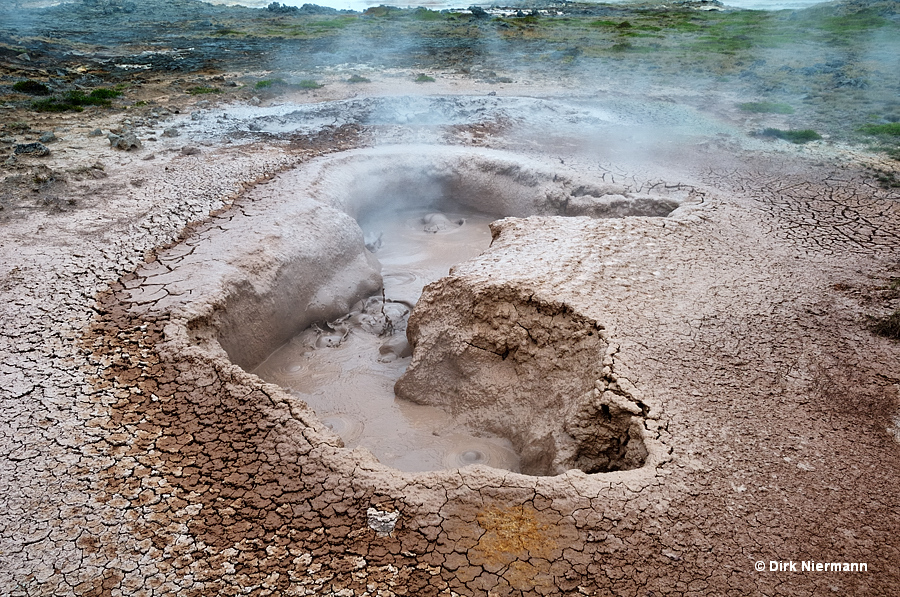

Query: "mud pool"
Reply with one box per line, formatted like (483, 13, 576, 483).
(252, 208, 524, 472)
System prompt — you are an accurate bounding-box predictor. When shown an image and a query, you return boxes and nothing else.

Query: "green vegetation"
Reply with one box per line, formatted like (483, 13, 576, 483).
(31, 88, 122, 112)
(739, 102, 795, 115)
(870, 168, 900, 188)
(255, 78, 287, 89)
(819, 10, 890, 35)
(255, 78, 321, 91)
(88, 88, 122, 100)
(411, 7, 443, 21)
(186, 86, 221, 95)
(414, 74, 436, 83)
(4, 1, 894, 147)
(870, 310, 900, 340)
(12, 80, 50, 95)
(759, 128, 822, 144)
(860, 123, 900, 137)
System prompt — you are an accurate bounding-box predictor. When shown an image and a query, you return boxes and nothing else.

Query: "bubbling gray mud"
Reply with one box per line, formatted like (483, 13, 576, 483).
(253, 208, 522, 472)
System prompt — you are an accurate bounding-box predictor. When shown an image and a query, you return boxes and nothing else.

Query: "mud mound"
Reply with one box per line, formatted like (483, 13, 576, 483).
(396, 276, 649, 475)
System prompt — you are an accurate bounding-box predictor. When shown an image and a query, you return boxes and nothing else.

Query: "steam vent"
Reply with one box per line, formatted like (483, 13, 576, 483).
(2, 1, 900, 596)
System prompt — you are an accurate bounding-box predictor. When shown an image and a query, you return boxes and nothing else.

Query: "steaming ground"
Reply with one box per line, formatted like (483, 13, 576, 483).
(2, 1, 900, 595)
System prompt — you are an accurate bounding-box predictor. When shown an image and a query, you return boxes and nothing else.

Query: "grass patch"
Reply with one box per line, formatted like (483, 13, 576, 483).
(739, 101, 794, 114)
(255, 78, 287, 89)
(412, 7, 444, 21)
(12, 80, 50, 95)
(296, 79, 323, 89)
(347, 74, 371, 83)
(414, 74, 435, 83)
(860, 122, 900, 137)
(819, 11, 890, 35)
(759, 128, 822, 144)
(31, 88, 122, 112)
(187, 86, 221, 95)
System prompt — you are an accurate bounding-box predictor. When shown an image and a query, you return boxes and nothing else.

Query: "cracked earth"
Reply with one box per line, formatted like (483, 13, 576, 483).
(1, 77, 899, 597)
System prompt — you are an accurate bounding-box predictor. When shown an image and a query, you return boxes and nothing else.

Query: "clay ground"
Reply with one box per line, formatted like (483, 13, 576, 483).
(2, 2, 900, 596)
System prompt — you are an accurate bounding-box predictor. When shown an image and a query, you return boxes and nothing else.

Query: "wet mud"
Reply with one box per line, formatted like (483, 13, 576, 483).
(253, 209, 523, 473)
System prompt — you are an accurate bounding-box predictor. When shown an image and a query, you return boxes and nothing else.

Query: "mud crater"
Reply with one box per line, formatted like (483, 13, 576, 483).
(129, 144, 681, 476)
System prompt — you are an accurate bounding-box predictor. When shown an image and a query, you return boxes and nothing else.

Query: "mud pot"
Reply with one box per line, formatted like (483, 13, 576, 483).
(131, 141, 684, 480)
(252, 208, 522, 473)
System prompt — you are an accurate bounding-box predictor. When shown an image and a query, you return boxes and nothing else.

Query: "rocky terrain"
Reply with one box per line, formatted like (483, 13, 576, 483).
(1, 1, 899, 596)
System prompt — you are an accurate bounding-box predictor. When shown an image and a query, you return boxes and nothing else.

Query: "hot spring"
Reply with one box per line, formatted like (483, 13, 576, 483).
(132, 139, 685, 476)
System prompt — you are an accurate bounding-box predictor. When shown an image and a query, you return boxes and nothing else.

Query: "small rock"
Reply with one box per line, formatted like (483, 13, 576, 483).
(39, 132, 57, 144)
(190, 111, 203, 121)
(108, 133, 142, 151)
(249, 96, 261, 106)
(162, 127, 180, 138)
(0, 136, 16, 144)
(17, 53, 30, 61)
(14, 142, 50, 157)
(87, 128, 103, 137)
(180, 146, 201, 156)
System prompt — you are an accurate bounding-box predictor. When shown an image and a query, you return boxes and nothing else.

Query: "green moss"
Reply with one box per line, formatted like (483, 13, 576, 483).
(414, 74, 435, 83)
(347, 75, 371, 83)
(296, 79, 323, 89)
(187, 86, 221, 95)
(760, 128, 822, 143)
(739, 102, 795, 114)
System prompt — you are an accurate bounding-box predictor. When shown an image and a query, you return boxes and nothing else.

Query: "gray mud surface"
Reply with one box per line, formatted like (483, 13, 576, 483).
(1, 1, 900, 596)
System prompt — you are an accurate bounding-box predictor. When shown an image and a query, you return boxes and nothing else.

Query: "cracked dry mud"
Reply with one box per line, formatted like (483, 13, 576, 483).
(1, 81, 900, 597)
